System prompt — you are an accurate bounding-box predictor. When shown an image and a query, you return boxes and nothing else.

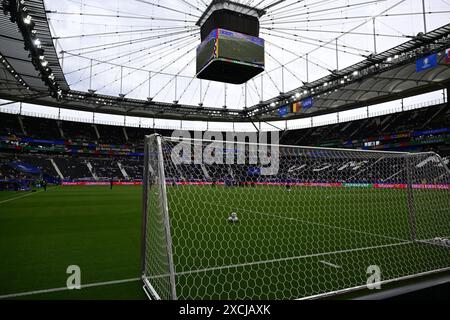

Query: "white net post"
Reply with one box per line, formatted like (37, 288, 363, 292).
(142, 134, 177, 300)
(142, 136, 450, 300)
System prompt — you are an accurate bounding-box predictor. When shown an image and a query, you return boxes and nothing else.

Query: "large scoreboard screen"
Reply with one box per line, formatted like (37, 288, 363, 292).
(217, 29, 264, 66)
(196, 29, 218, 75)
(196, 28, 265, 84)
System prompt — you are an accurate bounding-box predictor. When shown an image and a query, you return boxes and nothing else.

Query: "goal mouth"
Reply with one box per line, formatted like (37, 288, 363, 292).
(141, 134, 450, 300)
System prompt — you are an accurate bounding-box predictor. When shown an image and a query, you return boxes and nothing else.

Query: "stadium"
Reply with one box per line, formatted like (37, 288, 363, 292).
(0, 0, 449, 302)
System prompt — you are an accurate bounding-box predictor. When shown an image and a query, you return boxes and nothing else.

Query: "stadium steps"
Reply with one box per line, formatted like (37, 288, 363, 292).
(86, 161, 99, 180)
(349, 120, 370, 139)
(117, 162, 129, 179)
(93, 125, 100, 140)
(50, 158, 64, 180)
(17, 116, 27, 136)
(380, 114, 393, 127)
(294, 128, 314, 144)
(279, 129, 291, 141)
(421, 104, 447, 129)
(381, 113, 405, 132)
(122, 127, 129, 142)
(56, 120, 65, 139)
(340, 122, 353, 132)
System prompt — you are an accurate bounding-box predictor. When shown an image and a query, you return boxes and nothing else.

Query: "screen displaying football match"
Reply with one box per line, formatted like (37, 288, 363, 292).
(217, 29, 265, 66)
(196, 30, 217, 74)
(196, 28, 265, 75)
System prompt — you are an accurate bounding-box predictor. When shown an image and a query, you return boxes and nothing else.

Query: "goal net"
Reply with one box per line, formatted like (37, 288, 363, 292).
(141, 134, 450, 300)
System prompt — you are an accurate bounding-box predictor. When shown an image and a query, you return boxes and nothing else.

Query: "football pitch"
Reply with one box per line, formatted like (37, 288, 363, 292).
(0, 185, 449, 300)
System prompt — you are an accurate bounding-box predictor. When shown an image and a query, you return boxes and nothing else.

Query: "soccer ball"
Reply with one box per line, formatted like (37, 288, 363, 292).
(433, 237, 442, 243)
(228, 212, 239, 223)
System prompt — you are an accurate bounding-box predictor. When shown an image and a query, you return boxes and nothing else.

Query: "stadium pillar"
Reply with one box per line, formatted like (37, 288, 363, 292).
(148, 72, 152, 100)
(260, 75, 264, 102)
(245, 83, 248, 108)
(174, 76, 177, 103)
(306, 54, 309, 83)
(224, 83, 227, 108)
(373, 18, 377, 54)
(335, 39, 339, 70)
(422, 0, 427, 33)
(120, 66, 124, 95)
(89, 59, 93, 91)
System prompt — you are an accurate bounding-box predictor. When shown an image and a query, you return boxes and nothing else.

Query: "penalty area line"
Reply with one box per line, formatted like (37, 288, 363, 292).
(0, 277, 140, 300)
(149, 241, 414, 280)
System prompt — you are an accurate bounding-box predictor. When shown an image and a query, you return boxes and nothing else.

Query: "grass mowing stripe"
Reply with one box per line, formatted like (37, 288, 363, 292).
(0, 277, 140, 300)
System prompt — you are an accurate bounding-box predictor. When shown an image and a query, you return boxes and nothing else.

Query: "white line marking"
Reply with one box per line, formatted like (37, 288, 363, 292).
(0, 190, 44, 205)
(320, 261, 341, 268)
(198, 198, 408, 243)
(297, 267, 450, 300)
(149, 241, 415, 279)
(248, 209, 408, 243)
(0, 277, 140, 300)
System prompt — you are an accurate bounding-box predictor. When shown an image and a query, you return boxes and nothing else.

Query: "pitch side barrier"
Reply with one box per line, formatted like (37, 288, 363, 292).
(62, 181, 450, 189)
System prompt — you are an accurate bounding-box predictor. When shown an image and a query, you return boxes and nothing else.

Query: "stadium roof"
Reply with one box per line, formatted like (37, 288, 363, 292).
(249, 24, 450, 120)
(0, 0, 449, 122)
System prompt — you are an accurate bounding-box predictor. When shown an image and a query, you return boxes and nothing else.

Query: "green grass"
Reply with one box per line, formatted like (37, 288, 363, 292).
(0, 185, 449, 300)
(151, 185, 450, 299)
(0, 186, 145, 300)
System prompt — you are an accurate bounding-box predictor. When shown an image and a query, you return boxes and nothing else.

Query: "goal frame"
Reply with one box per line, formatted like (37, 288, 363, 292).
(141, 134, 450, 300)
(141, 134, 177, 300)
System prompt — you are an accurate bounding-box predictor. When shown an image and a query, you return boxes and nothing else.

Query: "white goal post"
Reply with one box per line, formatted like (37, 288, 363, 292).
(141, 134, 450, 300)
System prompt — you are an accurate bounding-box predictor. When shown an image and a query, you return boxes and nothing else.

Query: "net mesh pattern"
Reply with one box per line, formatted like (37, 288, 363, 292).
(142, 136, 450, 300)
